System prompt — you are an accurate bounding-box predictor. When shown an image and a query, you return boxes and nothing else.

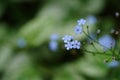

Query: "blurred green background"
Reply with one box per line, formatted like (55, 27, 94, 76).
(0, 0, 120, 80)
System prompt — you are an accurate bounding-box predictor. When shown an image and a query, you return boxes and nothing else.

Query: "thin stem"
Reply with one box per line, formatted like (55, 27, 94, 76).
(86, 26, 99, 52)
(86, 26, 90, 35)
(83, 27, 112, 52)
(92, 43, 99, 52)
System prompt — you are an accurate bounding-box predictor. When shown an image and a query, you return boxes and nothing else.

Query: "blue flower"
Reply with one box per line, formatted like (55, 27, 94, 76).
(64, 40, 81, 50)
(49, 41, 58, 51)
(74, 25, 82, 34)
(86, 16, 97, 25)
(62, 35, 74, 43)
(65, 42, 73, 50)
(107, 60, 119, 68)
(17, 38, 26, 48)
(71, 40, 81, 49)
(98, 35, 115, 50)
(50, 34, 59, 41)
(77, 19, 86, 26)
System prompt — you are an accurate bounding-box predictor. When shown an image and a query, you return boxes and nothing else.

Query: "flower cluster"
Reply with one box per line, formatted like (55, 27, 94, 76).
(61, 16, 120, 64)
(62, 18, 117, 52)
(62, 35, 81, 50)
(74, 19, 86, 35)
(62, 19, 87, 50)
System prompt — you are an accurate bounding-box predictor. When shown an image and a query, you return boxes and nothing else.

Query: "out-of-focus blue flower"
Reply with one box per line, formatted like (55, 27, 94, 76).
(86, 16, 97, 25)
(71, 40, 81, 49)
(62, 35, 74, 43)
(98, 35, 115, 50)
(49, 41, 58, 51)
(17, 38, 26, 48)
(107, 60, 119, 68)
(74, 25, 82, 34)
(77, 19, 86, 26)
(50, 34, 59, 41)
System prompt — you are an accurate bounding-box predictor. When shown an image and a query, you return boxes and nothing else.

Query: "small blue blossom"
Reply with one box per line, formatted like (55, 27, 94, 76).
(65, 42, 73, 50)
(62, 35, 74, 43)
(71, 40, 81, 49)
(17, 38, 26, 48)
(107, 60, 119, 68)
(49, 41, 58, 51)
(77, 19, 86, 26)
(50, 34, 59, 41)
(98, 35, 115, 50)
(86, 16, 97, 25)
(74, 25, 82, 34)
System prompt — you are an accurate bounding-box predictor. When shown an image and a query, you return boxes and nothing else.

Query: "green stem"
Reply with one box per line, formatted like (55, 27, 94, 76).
(83, 26, 112, 52)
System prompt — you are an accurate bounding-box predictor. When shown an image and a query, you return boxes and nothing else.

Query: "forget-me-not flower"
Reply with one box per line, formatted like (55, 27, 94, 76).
(74, 25, 83, 34)
(62, 35, 74, 43)
(77, 19, 86, 26)
(62, 18, 87, 50)
(64, 40, 81, 50)
(65, 42, 73, 50)
(71, 40, 81, 49)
